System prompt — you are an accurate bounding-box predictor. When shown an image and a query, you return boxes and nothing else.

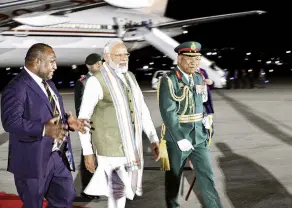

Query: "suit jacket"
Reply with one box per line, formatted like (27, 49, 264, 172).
(199, 68, 214, 114)
(74, 73, 92, 117)
(1, 69, 75, 179)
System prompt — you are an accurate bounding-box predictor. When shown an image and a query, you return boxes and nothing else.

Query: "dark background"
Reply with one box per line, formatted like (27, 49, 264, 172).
(1, 1, 291, 90)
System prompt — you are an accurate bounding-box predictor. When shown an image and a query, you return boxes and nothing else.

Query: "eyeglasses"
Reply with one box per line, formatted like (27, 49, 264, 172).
(110, 53, 130, 58)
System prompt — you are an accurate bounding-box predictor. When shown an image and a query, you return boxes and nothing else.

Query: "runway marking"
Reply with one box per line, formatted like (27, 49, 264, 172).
(60, 90, 157, 95)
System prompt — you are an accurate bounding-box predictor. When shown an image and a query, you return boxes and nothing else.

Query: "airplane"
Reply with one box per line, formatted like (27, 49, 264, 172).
(0, 0, 266, 88)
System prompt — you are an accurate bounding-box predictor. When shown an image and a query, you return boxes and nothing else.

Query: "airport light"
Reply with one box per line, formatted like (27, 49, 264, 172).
(248, 69, 253, 72)
(149, 62, 154, 65)
(143, 65, 149, 69)
(183, 31, 188, 34)
(286, 50, 291, 53)
(72, 65, 77, 69)
(266, 61, 271, 64)
(212, 52, 217, 55)
(269, 69, 274, 72)
(246, 52, 251, 55)
(6, 67, 10, 70)
(206, 52, 212, 56)
(257, 60, 262, 62)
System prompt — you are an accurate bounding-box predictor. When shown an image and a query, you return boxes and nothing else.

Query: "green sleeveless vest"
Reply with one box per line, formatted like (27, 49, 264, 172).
(90, 70, 136, 157)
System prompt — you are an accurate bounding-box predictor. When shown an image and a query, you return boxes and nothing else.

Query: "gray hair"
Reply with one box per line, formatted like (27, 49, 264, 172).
(103, 39, 124, 55)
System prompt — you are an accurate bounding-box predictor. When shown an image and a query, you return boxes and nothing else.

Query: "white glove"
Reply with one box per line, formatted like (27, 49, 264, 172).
(177, 139, 194, 152)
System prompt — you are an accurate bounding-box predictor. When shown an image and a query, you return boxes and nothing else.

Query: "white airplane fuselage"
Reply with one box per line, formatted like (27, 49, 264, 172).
(0, 1, 175, 67)
(0, 0, 227, 88)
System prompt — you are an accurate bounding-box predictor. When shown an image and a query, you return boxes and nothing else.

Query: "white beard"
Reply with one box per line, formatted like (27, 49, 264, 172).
(109, 60, 128, 74)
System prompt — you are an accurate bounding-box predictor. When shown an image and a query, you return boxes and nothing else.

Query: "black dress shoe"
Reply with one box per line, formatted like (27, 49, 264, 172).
(81, 192, 100, 199)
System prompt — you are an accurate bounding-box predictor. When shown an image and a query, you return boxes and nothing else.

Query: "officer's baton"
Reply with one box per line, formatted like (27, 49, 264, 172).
(185, 176, 196, 201)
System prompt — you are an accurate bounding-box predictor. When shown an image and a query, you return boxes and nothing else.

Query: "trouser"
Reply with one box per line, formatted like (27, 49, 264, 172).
(165, 141, 222, 208)
(80, 150, 94, 190)
(14, 152, 75, 208)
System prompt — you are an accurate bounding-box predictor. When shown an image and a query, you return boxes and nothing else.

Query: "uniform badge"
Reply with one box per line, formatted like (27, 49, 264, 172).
(191, 42, 196, 51)
(195, 85, 204, 94)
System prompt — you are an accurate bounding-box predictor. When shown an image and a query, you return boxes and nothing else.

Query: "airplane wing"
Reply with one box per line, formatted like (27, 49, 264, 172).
(154, 10, 266, 29)
(0, 0, 106, 28)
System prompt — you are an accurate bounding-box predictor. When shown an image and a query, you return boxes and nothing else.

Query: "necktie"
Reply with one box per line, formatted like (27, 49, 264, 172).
(42, 80, 60, 119)
(189, 75, 194, 88)
(42, 80, 74, 170)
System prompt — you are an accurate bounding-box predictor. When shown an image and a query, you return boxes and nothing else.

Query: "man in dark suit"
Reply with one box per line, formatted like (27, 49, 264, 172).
(199, 68, 214, 114)
(74, 53, 102, 199)
(1, 43, 89, 208)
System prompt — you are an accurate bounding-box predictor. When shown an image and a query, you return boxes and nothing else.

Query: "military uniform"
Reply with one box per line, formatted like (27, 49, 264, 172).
(158, 42, 222, 208)
(74, 53, 102, 197)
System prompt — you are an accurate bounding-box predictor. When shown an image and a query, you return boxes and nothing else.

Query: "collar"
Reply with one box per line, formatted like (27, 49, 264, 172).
(24, 66, 43, 85)
(177, 66, 191, 80)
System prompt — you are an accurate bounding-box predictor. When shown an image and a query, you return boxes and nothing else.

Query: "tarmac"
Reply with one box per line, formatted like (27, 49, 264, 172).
(1, 83, 292, 207)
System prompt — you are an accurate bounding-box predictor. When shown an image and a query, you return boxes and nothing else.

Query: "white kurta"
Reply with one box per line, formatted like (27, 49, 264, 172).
(78, 69, 159, 199)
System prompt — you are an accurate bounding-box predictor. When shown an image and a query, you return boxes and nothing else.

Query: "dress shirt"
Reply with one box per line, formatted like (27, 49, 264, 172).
(78, 68, 159, 156)
(24, 66, 62, 151)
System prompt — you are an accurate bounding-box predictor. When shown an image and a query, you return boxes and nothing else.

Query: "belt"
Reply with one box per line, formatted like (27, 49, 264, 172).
(178, 113, 203, 123)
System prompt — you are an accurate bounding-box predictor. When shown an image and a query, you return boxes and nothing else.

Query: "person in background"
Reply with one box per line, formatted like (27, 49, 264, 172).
(74, 53, 103, 199)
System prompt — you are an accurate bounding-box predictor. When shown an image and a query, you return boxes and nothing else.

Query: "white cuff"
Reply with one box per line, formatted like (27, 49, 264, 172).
(78, 130, 94, 155)
(82, 146, 94, 155)
(149, 134, 159, 143)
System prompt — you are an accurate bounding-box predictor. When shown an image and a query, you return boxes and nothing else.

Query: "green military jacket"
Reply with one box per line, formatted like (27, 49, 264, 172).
(158, 68, 208, 146)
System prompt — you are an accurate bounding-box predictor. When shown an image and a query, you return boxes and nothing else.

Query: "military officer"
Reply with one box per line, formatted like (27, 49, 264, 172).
(74, 53, 103, 199)
(158, 41, 222, 208)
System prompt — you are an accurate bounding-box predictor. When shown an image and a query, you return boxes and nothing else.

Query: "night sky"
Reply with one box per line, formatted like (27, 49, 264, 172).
(164, 1, 291, 50)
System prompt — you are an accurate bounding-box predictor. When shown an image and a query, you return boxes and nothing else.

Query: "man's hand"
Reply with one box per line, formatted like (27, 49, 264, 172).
(84, 154, 96, 173)
(151, 142, 161, 161)
(67, 111, 90, 134)
(45, 117, 68, 141)
(205, 79, 213, 86)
